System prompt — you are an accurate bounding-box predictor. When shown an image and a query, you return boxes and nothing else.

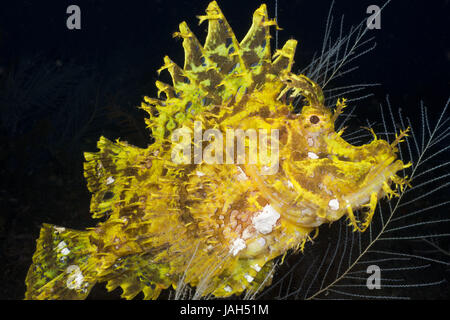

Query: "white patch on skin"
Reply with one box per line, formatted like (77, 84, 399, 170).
(286, 180, 294, 189)
(97, 162, 103, 177)
(328, 198, 340, 210)
(308, 152, 319, 159)
(244, 274, 254, 283)
(196, 171, 205, 177)
(60, 247, 70, 256)
(251, 264, 261, 272)
(53, 226, 66, 233)
(252, 204, 281, 235)
(307, 137, 314, 147)
(106, 176, 115, 185)
(236, 166, 248, 181)
(66, 265, 84, 290)
(318, 183, 333, 196)
(56, 241, 67, 252)
(224, 285, 232, 293)
(242, 227, 254, 240)
(260, 165, 272, 174)
(315, 216, 325, 224)
(257, 237, 266, 247)
(229, 238, 246, 256)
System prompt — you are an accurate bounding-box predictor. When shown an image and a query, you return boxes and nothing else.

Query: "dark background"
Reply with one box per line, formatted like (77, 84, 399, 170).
(0, 0, 448, 300)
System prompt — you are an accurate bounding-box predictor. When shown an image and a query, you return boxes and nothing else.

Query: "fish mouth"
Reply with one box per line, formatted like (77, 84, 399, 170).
(281, 154, 404, 228)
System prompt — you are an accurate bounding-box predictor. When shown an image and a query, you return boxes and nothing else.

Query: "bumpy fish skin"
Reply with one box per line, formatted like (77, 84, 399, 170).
(25, 1, 409, 300)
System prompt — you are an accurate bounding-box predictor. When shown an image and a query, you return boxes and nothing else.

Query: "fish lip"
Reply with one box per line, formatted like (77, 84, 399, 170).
(282, 156, 400, 227)
(341, 158, 399, 210)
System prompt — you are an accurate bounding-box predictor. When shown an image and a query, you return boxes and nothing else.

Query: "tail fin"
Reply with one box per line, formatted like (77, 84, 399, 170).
(25, 223, 97, 300)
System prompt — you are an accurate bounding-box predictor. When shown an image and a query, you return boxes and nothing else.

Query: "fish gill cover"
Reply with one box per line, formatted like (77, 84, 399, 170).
(1, 0, 447, 300)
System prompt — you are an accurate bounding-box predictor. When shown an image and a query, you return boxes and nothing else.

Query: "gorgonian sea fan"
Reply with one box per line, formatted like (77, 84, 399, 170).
(26, 1, 427, 300)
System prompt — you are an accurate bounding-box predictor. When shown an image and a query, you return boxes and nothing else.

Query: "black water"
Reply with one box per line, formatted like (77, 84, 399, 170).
(0, 0, 448, 300)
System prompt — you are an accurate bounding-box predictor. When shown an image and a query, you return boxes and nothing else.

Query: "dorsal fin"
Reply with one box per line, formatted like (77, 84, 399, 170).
(271, 39, 297, 75)
(157, 56, 189, 93)
(176, 21, 223, 104)
(198, 1, 247, 76)
(240, 4, 276, 73)
(142, 2, 302, 144)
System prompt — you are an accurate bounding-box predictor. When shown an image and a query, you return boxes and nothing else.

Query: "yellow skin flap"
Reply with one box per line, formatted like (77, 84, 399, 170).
(25, 1, 410, 299)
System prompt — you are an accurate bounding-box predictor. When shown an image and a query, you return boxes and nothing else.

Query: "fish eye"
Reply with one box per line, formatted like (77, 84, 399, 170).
(309, 115, 320, 124)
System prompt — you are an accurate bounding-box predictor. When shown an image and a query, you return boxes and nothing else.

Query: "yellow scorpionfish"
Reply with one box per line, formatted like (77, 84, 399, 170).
(25, 1, 410, 299)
